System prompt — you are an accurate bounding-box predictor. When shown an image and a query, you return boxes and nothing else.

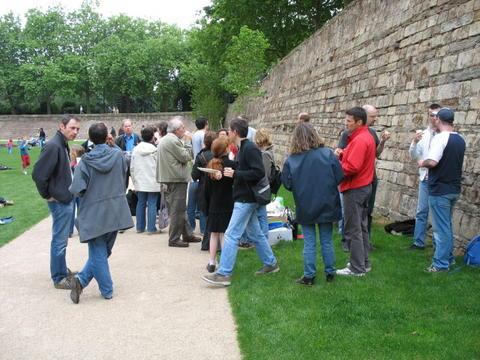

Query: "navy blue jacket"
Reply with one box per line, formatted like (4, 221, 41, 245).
(282, 147, 344, 224)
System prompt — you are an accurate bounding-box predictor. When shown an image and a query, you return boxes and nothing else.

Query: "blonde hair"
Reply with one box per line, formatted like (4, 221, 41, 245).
(254, 128, 272, 148)
(290, 123, 324, 154)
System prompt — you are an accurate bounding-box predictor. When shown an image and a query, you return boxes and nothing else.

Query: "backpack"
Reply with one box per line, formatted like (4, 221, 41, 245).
(464, 235, 480, 266)
(269, 162, 282, 195)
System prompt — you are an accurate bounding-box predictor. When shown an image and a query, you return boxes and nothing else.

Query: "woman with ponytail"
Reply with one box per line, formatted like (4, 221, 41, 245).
(204, 137, 236, 273)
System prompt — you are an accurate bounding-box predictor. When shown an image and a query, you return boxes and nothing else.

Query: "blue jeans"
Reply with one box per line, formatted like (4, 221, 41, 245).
(413, 180, 430, 247)
(217, 202, 277, 277)
(77, 231, 117, 298)
(302, 223, 336, 277)
(47, 200, 74, 284)
(187, 181, 206, 233)
(136, 191, 159, 232)
(69, 197, 81, 236)
(243, 205, 269, 242)
(429, 193, 459, 269)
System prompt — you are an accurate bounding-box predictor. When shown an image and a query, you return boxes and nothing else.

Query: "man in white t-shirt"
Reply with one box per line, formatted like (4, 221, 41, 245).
(408, 103, 441, 250)
(417, 108, 465, 272)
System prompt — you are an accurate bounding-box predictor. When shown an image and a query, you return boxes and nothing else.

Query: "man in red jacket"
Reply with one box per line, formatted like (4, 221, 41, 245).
(335, 107, 376, 276)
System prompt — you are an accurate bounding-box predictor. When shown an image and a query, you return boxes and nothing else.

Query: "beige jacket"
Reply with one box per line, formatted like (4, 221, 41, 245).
(156, 133, 193, 183)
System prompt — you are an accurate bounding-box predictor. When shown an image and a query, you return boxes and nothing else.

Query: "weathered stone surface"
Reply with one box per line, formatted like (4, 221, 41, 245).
(227, 0, 480, 250)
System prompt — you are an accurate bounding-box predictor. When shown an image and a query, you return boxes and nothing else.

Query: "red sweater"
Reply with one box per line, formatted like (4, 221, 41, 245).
(340, 126, 376, 193)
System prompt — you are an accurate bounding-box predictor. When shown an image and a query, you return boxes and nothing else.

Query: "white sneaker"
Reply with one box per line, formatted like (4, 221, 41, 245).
(336, 267, 365, 277)
(346, 262, 372, 273)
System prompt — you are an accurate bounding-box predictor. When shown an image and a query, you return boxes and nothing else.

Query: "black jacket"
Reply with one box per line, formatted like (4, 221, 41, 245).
(191, 148, 214, 213)
(115, 133, 140, 151)
(233, 139, 265, 203)
(32, 131, 73, 204)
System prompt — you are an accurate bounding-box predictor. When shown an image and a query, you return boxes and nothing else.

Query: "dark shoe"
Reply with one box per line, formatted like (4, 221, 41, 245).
(255, 262, 280, 275)
(206, 263, 216, 273)
(409, 244, 425, 250)
(183, 235, 201, 243)
(169, 241, 189, 248)
(296, 276, 315, 286)
(326, 273, 335, 282)
(54, 277, 73, 290)
(70, 277, 83, 304)
(202, 273, 232, 287)
(239, 242, 254, 249)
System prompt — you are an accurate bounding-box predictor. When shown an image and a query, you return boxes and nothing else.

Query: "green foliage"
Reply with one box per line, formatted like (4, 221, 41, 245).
(222, 26, 269, 96)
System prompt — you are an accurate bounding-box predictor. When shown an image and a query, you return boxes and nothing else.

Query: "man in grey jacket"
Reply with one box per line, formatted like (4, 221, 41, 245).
(32, 114, 80, 290)
(69, 123, 134, 304)
(156, 117, 201, 247)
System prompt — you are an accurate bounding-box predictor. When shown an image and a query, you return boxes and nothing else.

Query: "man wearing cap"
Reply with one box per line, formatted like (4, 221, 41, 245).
(418, 108, 465, 272)
(408, 103, 441, 250)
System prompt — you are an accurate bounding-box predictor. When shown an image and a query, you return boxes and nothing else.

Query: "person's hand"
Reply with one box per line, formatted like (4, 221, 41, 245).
(223, 167, 234, 178)
(412, 130, 423, 143)
(213, 170, 222, 180)
(381, 130, 391, 142)
(417, 159, 424, 168)
(183, 131, 192, 142)
(334, 148, 343, 157)
(106, 134, 115, 146)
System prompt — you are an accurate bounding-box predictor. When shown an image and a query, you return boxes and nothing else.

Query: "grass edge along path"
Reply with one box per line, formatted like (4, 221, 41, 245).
(228, 188, 480, 360)
(0, 144, 49, 246)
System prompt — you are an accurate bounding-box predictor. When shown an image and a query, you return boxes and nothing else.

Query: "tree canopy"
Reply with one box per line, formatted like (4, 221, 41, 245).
(0, 0, 349, 123)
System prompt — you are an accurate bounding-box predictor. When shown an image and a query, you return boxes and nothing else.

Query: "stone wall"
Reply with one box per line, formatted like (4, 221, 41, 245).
(227, 0, 480, 250)
(0, 112, 194, 140)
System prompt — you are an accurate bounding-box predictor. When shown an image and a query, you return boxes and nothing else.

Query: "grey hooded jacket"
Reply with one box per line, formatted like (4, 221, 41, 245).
(70, 144, 134, 242)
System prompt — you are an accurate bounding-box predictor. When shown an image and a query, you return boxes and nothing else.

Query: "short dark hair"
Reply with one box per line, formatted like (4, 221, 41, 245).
(229, 117, 249, 138)
(429, 103, 441, 110)
(61, 114, 80, 126)
(141, 126, 155, 142)
(195, 117, 208, 130)
(203, 131, 218, 150)
(89, 123, 108, 145)
(346, 107, 367, 125)
(157, 121, 168, 137)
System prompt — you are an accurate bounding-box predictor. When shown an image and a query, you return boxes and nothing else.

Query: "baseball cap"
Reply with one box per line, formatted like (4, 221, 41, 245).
(437, 108, 454, 123)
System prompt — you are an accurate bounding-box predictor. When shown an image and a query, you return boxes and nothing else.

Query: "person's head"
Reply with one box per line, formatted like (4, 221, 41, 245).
(60, 114, 80, 141)
(157, 121, 168, 137)
(203, 131, 217, 151)
(428, 103, 442, 128)
(195, 117, 208, 130)
(40, 127, 43, 131)
(435, 108, 455, 128)
(207, 137, 230, 178)
(217, 128, 228, 137)
(345, 107, 367, 132)
(122, 119, 133, 135)
(362, 104, 378, 126)
(290, 123, 324, 154)
(255, 128, 272, 149)
(228, 117, 249, 141)
(167, 116, 186, 138)
(298, 112, 310, 123)
(141, 126, 155, 143)
(88, 123, 108, 145)
(70, 144, 85, 159)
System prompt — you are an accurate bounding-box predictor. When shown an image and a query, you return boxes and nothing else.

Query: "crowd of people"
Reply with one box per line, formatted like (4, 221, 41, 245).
(30, 103, 466, 302)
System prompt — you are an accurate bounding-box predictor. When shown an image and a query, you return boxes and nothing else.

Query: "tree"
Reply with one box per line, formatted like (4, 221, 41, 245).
(222, 26, 269, 96)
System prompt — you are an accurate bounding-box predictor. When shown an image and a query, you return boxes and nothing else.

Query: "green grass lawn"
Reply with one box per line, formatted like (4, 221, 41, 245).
(0, 143, 49, 246)
(229, 188, 480, 360)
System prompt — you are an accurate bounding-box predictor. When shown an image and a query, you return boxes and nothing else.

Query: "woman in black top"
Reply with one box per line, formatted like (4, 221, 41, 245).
(204, 137, 236, 273)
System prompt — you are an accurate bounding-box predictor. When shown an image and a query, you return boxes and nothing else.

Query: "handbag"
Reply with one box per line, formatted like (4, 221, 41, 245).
(251, 176, 271, 205)
(157, 190, 169, 230)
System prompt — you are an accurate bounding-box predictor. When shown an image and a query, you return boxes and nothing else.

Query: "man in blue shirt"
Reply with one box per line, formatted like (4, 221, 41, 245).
(418, 108, 466, 272)
(115, 119, 140, 188)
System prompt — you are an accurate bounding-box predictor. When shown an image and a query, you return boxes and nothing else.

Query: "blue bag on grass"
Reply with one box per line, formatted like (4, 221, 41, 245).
(464, 235, 480, 266)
